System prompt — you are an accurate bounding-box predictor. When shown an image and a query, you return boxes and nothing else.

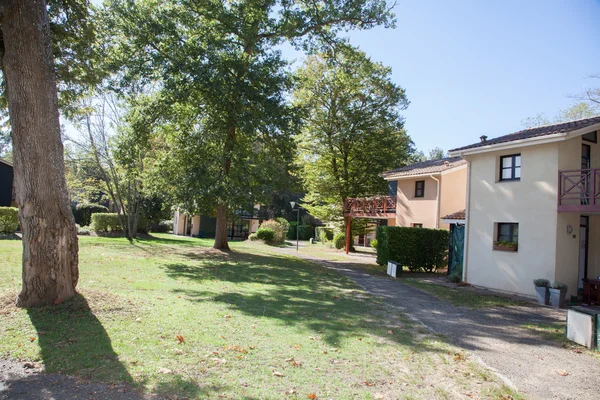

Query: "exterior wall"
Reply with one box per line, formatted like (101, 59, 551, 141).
(465, 143, 560, 296)
(191, 215, 201, 236)
(395, 177, 439, 228)
(173, 210, 186, 235)
(387, 218, 396, 226)
(249, 219, 259, 234)
(439, 167, 467, 230)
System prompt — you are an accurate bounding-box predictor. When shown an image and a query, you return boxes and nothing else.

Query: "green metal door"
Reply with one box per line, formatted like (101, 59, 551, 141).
(448, 224, 465, 277)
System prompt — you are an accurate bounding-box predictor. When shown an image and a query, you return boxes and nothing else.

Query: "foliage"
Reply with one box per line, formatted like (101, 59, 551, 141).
(91, 213, 122, 232)
(287, 221, 298, 239)
(370, 238, 378, 249)
(148, 220, 173, 233)
(427, 147, 446, 160)
(76, 224, 91, 236)
(533, 279, 550, 288)
(276, 218, 290, 239)
(248, 233, 259, 241)
(297, 225, 314, 241)
(376, 226, 450, 272)
(494, 240, 517, 248)
(258, 219, 287, 244)
(316, 227, 334, 242)
(255, 227, 275, 243)
(0, 207, 18, 233)
(333, 233, 346, 250)
(551, 281, 568, 291)
(72, 203, 109, 227)
(294, 48, 413, 230)
(521, 101, 600, 129)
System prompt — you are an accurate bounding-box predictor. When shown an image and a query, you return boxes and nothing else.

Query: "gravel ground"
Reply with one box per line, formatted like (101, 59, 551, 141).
(0, 359, 160, 400)
(276, 247, 600, 400)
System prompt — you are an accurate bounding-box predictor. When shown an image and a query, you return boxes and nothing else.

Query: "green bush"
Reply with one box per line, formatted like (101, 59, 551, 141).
(376, 226, 450, 272)
(149, 220, 173, 233)
(256, 227, 275, 242)
(258, 219, 286, 243)
(0, 207, 19, 233)
(276, 218, 290, 238)
(248, 233, 259, 241)
(91, 213, 122, 232)
(297, 224, 313, 240)
(370, 238, 378, 249)
(72, 203, 109, 227)
(333, 233, 346, 250)
(316, 227, 334, 242)
(76, 224, 91, 236)
(533, 279, 550, 287)
(286, 221, 298, 239)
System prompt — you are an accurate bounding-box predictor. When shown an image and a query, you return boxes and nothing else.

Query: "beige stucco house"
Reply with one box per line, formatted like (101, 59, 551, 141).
(449, 116, 600, 298)
(173, 205, 261, 239)
(380, 157, 467, 230)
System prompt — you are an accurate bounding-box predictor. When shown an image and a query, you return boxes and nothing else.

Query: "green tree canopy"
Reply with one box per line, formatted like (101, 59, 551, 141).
(294, 48, 414, 229)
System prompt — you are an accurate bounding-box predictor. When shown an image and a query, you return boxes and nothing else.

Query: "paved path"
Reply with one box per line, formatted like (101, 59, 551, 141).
(277, 247, 600, 400)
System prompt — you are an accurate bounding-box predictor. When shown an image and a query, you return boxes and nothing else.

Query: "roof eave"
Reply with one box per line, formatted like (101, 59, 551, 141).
(448, 132, 568, 157)
(380, 163, 466, 181)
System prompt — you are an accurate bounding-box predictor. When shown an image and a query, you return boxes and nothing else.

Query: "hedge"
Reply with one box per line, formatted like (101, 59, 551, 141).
(256, 227, 275, 242)
(316, 226, 334, 242)
(149, 220, 174, 233)
(286, 221, 298, 239)
(333, 233, 345, 249)
(72, 203, 109, 227)
(0, 207, 19, 233)
(91, 213, 122, 232)
(376, 226, 449, 272)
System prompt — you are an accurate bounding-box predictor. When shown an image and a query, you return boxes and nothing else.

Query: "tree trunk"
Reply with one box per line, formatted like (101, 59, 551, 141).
(1, 0, 79, 307)
(213, 203, 230, 250)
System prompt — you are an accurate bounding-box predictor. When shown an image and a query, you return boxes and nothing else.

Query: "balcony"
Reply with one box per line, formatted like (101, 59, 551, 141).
(343, 196, 397, 218)
(558, 168, 600, 212)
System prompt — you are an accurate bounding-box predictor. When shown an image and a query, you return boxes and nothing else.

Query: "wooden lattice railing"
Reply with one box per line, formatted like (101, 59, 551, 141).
(558, 168, 600, 211)
(343, 196, 397, 217)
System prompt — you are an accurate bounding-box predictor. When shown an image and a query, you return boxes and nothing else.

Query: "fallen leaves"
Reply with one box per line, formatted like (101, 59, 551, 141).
(557, 370, 569, 376)
(158, 367, 173, 374)
(307, 394, 317, 399)
(453, 352, 465, 362)
(176, 335, 185, 344)
(272, 371, 285, 377)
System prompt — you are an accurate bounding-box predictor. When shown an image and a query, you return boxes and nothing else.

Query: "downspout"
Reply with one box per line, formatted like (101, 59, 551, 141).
(430, 174, 441, 229)
(462, 157, 472, 283)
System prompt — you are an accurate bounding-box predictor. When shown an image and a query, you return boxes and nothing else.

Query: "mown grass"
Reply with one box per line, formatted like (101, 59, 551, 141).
(522, 322, 600, 361)
(401, 279, 526, 309)
(0, 234, 520, 399)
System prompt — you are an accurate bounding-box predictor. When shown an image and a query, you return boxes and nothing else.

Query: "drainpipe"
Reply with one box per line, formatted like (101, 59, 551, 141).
(462, 158, 472, 283)
(430, 174, 441, 229)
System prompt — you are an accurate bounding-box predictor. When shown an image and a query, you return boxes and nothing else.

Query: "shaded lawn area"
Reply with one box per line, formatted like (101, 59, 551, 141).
(400, 278, 527, 309)
(0, 234, 520, 399)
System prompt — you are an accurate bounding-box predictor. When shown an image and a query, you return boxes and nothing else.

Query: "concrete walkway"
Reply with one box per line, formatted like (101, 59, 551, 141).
(277, 248, 600, 400)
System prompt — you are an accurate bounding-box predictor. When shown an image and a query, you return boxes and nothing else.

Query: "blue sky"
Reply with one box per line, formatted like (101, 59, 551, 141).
(288, 0, 600, 154)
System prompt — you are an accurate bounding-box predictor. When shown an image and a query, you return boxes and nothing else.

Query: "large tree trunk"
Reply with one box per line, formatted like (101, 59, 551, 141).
(213, 203, 230, 250)
(1, 0, 79, 307)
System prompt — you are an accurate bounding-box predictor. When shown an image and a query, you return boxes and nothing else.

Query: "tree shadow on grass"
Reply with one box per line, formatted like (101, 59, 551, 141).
(162, 250, 442, 353)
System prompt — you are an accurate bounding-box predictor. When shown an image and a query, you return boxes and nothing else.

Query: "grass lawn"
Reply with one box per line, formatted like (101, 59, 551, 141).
(0, 234, 520, 399)
(399, 279, 526, 309)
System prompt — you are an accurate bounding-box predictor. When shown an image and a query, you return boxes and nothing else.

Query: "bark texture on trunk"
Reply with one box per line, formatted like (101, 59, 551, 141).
(213, 204, 230, 250)
(1, 0, 79, 307)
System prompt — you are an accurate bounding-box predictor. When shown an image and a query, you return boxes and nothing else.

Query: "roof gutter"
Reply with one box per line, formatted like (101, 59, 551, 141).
(449, 133, 568, 157)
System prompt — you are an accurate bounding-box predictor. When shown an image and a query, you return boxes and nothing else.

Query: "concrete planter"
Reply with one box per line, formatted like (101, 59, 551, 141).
(549, 288, 567, 309)
(534, 286, 550, 306)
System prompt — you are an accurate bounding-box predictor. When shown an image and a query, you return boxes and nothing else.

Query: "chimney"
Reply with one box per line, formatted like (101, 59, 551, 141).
(444, 161, 450, 167)
(480, 135, 488, 143)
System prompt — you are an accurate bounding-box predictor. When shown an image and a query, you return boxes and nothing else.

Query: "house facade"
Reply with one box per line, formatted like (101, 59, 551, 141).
(173, 205, 262, 240)
(450, 116, 600, 298)
(380, 157, 467, 230)
(0, 158, 16, 207)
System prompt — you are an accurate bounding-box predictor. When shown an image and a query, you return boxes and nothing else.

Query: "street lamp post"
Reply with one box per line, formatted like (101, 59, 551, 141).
(290, 201, 300, 251)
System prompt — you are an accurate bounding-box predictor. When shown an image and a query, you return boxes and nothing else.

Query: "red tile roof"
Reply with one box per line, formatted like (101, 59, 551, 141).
(450, 116, 600, 153)
(381, 157, 466, 179)
(441, 209, 466, 220)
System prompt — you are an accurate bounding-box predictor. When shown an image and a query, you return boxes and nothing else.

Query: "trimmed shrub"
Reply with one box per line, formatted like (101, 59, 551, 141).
(76, 224, 91, 236)
(533, 279, 550, 287)
(333, 233, 345, 250)
(91, 213, 122, 232)
(258, 219, 286, 244)
(248, 233, 259, 241)
(0, 207, 19, 233)
(286, 221, 298, 239)
(297, 224, 313, 240)
(376, 226, 450, 272)
(149, 220, 174, 233)
(72, 203, 109, 227)
(256, 227, 275, 242)
(316, 227, 334, 242)
(370, 238, 378, 249)
(276, 218, 290, 239)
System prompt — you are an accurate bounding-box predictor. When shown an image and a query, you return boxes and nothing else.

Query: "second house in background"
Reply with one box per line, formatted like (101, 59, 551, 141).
(380, 157, 467, 230)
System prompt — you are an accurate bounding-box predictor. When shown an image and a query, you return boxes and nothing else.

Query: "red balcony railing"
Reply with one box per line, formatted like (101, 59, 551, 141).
(558, 168, 600, 212)
(343, 196, 397, 217)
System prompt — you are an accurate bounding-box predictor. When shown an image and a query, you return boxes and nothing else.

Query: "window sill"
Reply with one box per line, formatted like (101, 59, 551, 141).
(497, 178, 521, 183)
(493, 244, 518, 252)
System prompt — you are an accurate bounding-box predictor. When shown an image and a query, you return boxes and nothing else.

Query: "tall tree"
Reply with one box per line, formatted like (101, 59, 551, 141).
(427, 147, 446, 160)
(294, 49, 413, 235)
(0, 0, 78, 307)
(107, 0, 396, 250)
(522, 101, 600, 129)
